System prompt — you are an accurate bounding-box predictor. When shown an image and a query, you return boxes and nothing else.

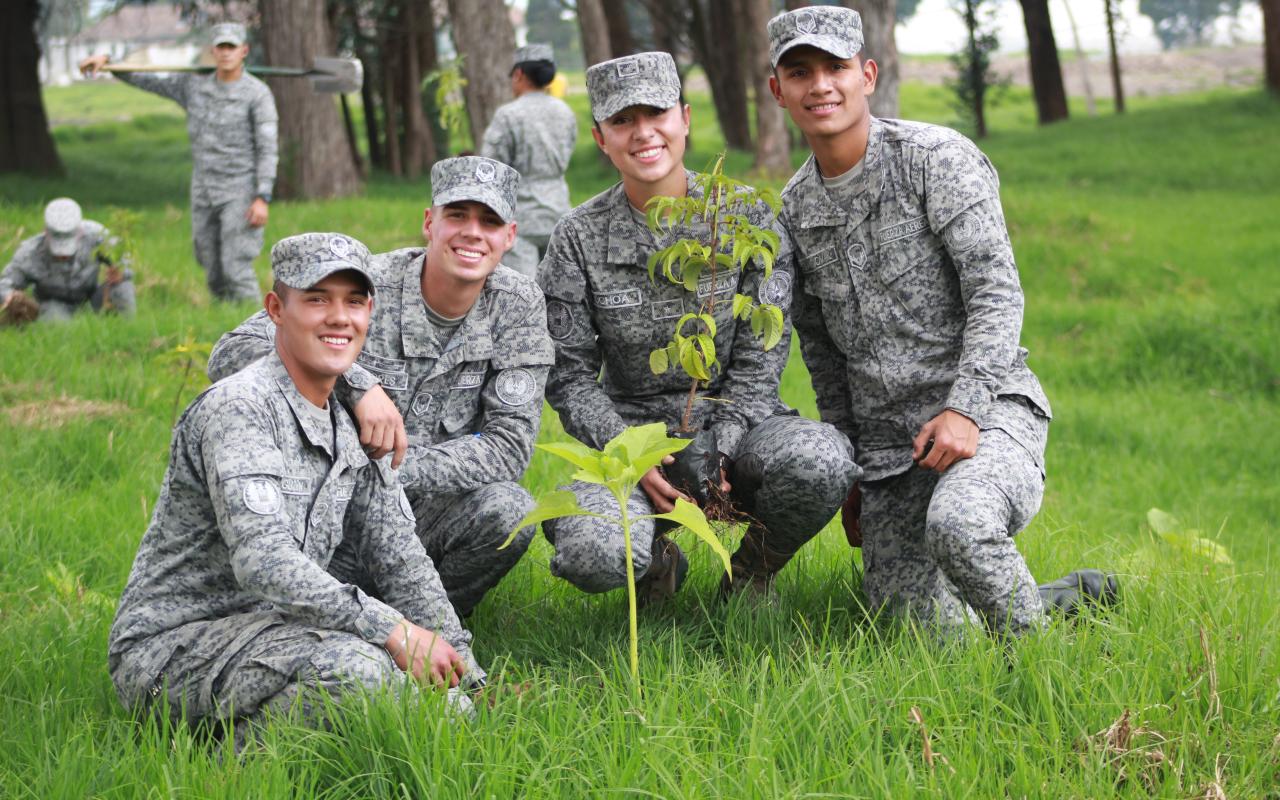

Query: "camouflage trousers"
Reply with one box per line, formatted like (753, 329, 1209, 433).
(192, 195, 264, 302)
(504, 233, 550, 279)
(544, 415, 858, 593)
(114, 613, 472, 734)
(36, 273, 136, 321)
(411, 481, 536, 616)
(859, 422, 1049, 638)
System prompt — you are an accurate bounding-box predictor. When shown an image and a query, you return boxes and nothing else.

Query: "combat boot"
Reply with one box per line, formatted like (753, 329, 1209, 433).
(1038, 569, 1120, 616)
(635, 533, 688, 607)
(718, 525, 794, 604)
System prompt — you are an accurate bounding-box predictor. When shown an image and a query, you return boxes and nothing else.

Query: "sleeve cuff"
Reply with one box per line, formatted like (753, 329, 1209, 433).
(710, 421, 747, 460)
(945, 376, 994, 424)
(352, 596, 402, 645)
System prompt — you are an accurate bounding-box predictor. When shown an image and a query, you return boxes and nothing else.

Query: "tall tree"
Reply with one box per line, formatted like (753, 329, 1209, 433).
(1265, 0, 1279, 94)
(1017, 0, 1069, 124)
(576, 0, 613, 68)
(846, 0, 900, 119)
(950, 0, 1002, 138)
(689, 0, 752, 150)
(1104, 0, 1126, 112)
(446, 0, 516, 147)
(1, 0, 63, 175)
(527, 0, 582, 70)
(742, 0, 789, 176)
(600, 0, 636, 56)
(260, 0, 362, 198)
(1139, 0, 1243, 50)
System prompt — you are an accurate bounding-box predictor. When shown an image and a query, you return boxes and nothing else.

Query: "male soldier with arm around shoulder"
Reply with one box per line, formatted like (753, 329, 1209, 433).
(207, 158, 551, 619)
(538, 52, 859, 604)
(108, 233, 481, 744)
(766, 6, 1116, 636)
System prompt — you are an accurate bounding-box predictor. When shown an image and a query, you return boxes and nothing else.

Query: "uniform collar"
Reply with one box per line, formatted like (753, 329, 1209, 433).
(264, 349, 367, 469)
(794, 116, 885, 229)
(604, 170, 704, 265)
(399, 250, 496, 375)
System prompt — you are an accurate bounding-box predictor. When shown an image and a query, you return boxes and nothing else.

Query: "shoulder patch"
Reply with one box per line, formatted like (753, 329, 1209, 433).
(495, 367, 537, 406)
(399, 490, 415, 521)
(758, 270, 793, 306)
(243, 477, 283, 515)
(944, 209, 985, 252)
(546, 298, 575, 340)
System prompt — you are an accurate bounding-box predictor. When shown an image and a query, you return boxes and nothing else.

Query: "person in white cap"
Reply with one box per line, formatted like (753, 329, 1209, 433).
(79, 22, 278, 303)
(0, 198, 135, 323)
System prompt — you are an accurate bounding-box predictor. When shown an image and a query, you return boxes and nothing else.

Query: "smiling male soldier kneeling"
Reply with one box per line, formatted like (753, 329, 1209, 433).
(109, 233, 482, 743)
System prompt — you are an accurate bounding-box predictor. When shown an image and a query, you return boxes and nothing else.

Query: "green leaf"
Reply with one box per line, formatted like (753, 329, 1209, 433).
(1157, 530, 1234, 565)
(695, 333, 718, 373)
(697, 312, 717, 339)
(760, 304, 784, 351)
(679, 337, 711, 381)
(1146, 508, 1179, 536)
(733, 293, 753, 320)
(501, 490, 601, 549)
(649, 346, 670, 375)
(647, 499, 731, 577)
(537, 440, 602, 475)
(750, 307, 764, 338)
(603, 423, 692, 478)
(647, 250, 662, 283)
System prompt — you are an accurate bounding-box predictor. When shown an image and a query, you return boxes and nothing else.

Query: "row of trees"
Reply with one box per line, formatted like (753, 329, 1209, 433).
(4, 0, 1279, 188)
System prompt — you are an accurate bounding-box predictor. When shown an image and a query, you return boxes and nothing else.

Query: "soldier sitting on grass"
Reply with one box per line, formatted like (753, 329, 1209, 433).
(0, 198, 135, 324)
(108, 233, 482, 744)
(208, 157, 552, 621)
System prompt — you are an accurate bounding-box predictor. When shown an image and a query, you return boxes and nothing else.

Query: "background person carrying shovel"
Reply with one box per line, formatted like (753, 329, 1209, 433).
(80, 23, 277, 303)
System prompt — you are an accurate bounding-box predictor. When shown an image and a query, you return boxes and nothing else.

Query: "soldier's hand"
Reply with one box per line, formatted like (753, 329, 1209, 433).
(913, 409, 979, 473)
(246, 198, 269, 228)
(79, 54, 109, 76)
(355, 385, 408, 468)
(842, 482, 863, 547)
(104, 266, 124, 285)
(385, 620, 466, 688)
(639, 462, 691, 514)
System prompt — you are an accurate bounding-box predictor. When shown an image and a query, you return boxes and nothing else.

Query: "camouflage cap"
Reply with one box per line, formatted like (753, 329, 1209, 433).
(271, 232, 374, 294)
(514, 43, 554, 66)
(767, 6, 863, 69)
(44, 198, 83, 258)
(210, 22, 247, 47)
(585, 51, 681, 123)
(430, 156, 519, 223)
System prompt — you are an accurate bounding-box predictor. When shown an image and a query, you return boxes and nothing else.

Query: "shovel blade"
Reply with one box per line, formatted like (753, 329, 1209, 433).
(309, 57, 363, 94)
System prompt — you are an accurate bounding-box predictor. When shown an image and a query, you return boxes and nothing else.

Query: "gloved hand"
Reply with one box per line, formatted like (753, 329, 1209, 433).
(842, 482, 862, 548)
(727, 452, 765, 516)
(661, 428, 720, 507)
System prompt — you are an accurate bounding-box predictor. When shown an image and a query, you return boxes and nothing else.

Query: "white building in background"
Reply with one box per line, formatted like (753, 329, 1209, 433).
(41, 3, 199, 87)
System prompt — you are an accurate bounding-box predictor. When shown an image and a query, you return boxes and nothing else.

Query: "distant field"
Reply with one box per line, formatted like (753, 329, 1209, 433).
(1, 81, 1277, 797)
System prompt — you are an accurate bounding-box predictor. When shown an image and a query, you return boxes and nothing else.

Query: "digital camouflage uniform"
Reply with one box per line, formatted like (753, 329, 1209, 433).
(770, 7, 1052, 636)
(109, 234, 479, 733)
(0, 200, 135, 320)
(480, 43, 578, 277)
(208, 158, 551, 618)
(113, 25, 277, 301)
(539, 54, 857, 593)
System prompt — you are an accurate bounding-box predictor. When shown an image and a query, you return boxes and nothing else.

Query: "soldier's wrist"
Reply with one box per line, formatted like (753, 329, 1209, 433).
(255, 193, 271, 204)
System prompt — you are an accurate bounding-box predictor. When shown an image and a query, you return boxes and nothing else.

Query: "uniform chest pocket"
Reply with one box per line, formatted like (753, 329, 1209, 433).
(876, 228, 945, 286)
(874, 229, 958, 336)
(797, 243, 851, 301)
(442, 368, 485, 433)
(591, 287, 651, 344)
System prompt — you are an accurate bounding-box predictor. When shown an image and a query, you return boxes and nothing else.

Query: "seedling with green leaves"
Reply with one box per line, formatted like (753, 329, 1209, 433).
(502, 423, 729, 684)
(93, 207, 140, 312)
(644, 153, 785, 433)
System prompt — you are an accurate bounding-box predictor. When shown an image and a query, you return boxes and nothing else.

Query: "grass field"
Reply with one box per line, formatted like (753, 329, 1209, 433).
(1, 81, 1278, 798)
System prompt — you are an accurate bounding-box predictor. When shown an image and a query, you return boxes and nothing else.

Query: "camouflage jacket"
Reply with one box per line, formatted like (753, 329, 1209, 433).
(538, 172, 795, 457)
(782, 117, 1051, 481)
(480, 91, 578, 237)
(108, 351, 474, 700)
(207, 249, 553, 501)
(116, 70, 278, 205)
(0, 221, 122, 304)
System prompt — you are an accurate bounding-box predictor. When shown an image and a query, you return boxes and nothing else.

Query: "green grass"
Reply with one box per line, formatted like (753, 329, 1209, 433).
(1, 82, 1278, 798)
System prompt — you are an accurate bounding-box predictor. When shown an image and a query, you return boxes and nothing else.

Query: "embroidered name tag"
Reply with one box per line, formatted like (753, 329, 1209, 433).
(650, 298, 683, 320)
(878, 215, 929, 245)
(451, 371, 484, 390)
(374, 370, 409, 391)
(595, 288, 642, 310)
(697, 270, 738, 299)
(281, 476, 312, 496)
(333, 481, 355, 501)
(808, 245, 837, 269)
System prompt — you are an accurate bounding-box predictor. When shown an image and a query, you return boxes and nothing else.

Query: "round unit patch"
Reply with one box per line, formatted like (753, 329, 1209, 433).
(545, 299, 574, 341)
(495, 368, 536, 406)
(243, 477, 282, 515)
(945, 209, 984, 252)
(399, 490, 415, 521)
(758, 270, 793, 307)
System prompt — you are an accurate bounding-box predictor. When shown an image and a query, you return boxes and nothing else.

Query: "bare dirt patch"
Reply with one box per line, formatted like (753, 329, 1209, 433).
(3, 395, 128, 429)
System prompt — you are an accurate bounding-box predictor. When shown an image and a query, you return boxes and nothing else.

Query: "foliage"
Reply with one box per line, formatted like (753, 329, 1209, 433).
(643, 153, 784, 432)
(1138, 0, 1244, 50)
(502, 423, 728, 683)
(1121, 507, 1234, 577)
(92, 206, 141, 267)
(948, 0, 1008, 138)
(525, 0, 583, 71)
(425, 58, 470, 150)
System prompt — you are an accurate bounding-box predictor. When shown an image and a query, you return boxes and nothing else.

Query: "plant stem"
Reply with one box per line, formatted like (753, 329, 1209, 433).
(615, 486, 640, 684)
(681, 155, 726, 433)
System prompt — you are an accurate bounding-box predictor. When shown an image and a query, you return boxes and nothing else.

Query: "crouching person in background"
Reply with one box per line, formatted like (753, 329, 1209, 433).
(108, 232, 482, 745)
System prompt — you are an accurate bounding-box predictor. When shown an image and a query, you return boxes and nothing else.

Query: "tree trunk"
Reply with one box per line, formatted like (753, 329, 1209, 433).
(690, 0, 752, 151)
(446, 0, 515, 147)
(600, 0, 636, 57)
(1264, 0, 1280, 94)
(577, 0, 613, 68)
(0, 0, 63, 176)
(399, 0, 437, 177)
(845, 0, 899, 119)
(1104, 0, 1126, 112)
(742, 0, 790, 176)
(1018, 0, 1069, 124)
(260, 0, 361, 198)
(1061, 0, 1095, 116)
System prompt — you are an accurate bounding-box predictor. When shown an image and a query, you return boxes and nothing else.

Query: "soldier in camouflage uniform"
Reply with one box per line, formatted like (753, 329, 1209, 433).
(109, 233, 481, 739)
(0, 198, 135, 321)
(480, 43, 579, 277)
(539, 52, 859, 602)
(207, 157, 550, 619)
(80, 23, 278, 302)
(767, 7, 1078, 636)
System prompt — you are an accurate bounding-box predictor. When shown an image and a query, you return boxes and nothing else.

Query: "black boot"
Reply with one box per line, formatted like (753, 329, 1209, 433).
(718, 525, 793, 604)
(636, 533, 689, 607)
(1038, 569, 1120, 616)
